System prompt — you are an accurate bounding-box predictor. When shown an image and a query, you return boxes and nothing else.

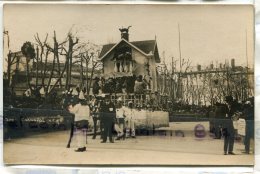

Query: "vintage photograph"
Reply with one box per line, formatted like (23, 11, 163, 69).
(3, 4, 254, 165)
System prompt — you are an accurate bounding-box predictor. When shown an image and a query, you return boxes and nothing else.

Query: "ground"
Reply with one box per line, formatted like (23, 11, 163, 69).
(3, 122, 254, 165)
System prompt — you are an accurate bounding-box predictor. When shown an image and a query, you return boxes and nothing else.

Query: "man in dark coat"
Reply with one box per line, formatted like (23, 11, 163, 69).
(100, 96, 116, 143)
(243, 97, 254, 154)
(223, 96, 237, 155)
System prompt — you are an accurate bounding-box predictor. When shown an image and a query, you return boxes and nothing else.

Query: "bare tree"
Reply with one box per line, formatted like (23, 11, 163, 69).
(4, 30, 20, 88)
(34, 33, 48, 87)
(73, 44, 101, 95)
(5, 51, 19, 87)
(176, 58, 192, 102)
(60, 33, 79, 91)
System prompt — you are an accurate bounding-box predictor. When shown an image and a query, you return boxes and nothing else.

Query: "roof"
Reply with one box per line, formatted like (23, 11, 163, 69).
(131, 40, 157, 54)
(99, 39, 160, 63)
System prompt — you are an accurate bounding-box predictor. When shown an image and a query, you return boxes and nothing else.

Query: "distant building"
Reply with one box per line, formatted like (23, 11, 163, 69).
(180, 60, 254, 105)
(99, 27, 161, 92)
(4, 51, 30, 95)
(5, 51, 100, 96)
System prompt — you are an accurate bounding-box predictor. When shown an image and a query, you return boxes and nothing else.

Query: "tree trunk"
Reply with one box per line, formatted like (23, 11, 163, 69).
(26, 58, 32, 91)
(65, 54, 69, 90)
(86, 58, 89, 95)
(88, 63, 96, 95)
(66, 35, 74, 91)
(49, 61, 68, 94)
(36, 47, 39, 87)
(7, 51, 12, 87)
(45, 57, 56, 98)
(53, 31, 62, 88)
(80, 56, 84, 87)
(42, 50, 49, 87)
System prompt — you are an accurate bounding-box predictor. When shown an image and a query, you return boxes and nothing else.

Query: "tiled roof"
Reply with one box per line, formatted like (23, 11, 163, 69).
(99, 40, 157, 59)
(131, 40, 156, 54)
(99, 44, 115, 59)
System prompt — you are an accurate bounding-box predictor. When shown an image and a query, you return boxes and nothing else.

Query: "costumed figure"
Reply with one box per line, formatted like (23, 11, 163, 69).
(68, 91, 90, 152)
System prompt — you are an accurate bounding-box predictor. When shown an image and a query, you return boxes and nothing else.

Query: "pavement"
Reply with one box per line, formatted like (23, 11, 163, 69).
(3, 122, 254, 166)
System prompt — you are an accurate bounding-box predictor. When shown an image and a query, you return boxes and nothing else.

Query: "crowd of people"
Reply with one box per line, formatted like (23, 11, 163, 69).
(66, 91, 137, 152)
(65, 91, 255, 155)
(4, 79, 255, 155)
(92, 75, 149, 95)
(214, 95, 254, 155)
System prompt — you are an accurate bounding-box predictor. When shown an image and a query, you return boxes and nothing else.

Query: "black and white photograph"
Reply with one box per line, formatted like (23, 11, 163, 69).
(3, 4, 254, 165)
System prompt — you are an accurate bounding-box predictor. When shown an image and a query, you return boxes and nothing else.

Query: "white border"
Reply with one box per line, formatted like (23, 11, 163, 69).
(0, 1, 257, 174)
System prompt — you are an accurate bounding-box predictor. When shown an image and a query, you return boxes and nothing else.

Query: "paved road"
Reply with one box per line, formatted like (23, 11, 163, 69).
(3, 122, 254, 165)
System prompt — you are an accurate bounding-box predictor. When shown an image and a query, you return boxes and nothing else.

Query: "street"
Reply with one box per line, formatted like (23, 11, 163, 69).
(3, 122, 254, 165)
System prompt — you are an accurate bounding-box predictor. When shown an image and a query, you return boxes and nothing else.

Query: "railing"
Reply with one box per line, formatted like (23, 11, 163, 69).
(107, 93, 166, 110)
(3, 107, 73, 139)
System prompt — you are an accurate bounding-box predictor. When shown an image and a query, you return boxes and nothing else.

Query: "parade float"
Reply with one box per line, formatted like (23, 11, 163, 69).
(98, 26, 170, 130)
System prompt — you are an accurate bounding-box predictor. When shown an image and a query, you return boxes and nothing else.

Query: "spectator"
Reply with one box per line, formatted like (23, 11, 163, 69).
(222, 96, 237, 155)
(115, 100, 125, 140)
(68, 94, 90, 152)
(243, 97, 254, 154)
(124, 101, 136, 138)
(100, 95, 116, 143)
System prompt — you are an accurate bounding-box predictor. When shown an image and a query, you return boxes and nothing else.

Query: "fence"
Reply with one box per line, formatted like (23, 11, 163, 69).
(3, 107, 73, 139)
(108, 93, 168, 109)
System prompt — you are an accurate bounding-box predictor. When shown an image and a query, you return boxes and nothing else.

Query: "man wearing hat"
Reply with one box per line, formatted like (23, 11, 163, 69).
(223, 95, 237, 155)
(100, 95, 116, 143)
(243, 97, 254, 154)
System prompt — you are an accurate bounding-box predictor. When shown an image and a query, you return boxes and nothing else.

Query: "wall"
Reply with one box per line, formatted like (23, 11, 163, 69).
(103, 53, 115, 75)
(131, 49, 146, 76)
(102, 47, 158, 92)
(149, 54, 158, 92)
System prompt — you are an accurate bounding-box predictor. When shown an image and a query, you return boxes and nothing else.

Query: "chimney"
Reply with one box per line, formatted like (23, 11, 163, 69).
(119, 26, 131, 41)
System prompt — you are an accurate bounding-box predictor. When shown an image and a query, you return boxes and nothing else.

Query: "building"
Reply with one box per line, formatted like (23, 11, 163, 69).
(179, 60, 254, 105)
(5, 51, 101, 96)
(99, 27, 161, 92)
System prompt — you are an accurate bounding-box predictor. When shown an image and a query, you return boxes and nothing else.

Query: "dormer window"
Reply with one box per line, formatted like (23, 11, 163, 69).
(112, 43, 133, 73)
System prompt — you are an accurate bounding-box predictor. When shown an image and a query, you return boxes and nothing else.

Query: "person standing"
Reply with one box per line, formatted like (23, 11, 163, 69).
(223, 96, 237, 155)
(243, 97, 254, 154)
(115, 100, 125, 140)
(125, 101, 136, 138)
(100, 96, 116, 143)
(69, 93, 90, 152)
(93, 78, 101, 97)
(90, 96, 100, 140)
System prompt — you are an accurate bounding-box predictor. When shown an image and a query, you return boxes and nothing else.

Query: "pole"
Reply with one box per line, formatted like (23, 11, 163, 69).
(178, 23, 182, 100)
(245, 29, 251, 98)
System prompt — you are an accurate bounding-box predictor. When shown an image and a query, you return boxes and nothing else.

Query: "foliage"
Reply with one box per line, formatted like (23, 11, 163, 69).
(21, 42, 36, 59)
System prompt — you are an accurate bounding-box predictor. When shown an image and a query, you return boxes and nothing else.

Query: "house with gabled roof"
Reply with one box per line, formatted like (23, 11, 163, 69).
(99, 27, 161, 92)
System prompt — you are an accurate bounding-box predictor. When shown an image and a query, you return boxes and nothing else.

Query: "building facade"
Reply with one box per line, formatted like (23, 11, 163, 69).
(99, 27, 161, 93)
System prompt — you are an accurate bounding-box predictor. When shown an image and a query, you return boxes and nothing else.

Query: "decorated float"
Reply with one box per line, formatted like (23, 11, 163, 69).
(97, 26, 170, 130)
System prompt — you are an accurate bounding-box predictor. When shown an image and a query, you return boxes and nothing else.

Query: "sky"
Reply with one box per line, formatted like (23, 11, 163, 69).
(3, 4, 254, 69)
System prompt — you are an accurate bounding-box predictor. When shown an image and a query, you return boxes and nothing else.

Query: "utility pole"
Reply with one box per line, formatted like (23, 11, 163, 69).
(171, 56, 174, 101)
(177, 23, 182, 100)
(245, 29, 251, 98)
